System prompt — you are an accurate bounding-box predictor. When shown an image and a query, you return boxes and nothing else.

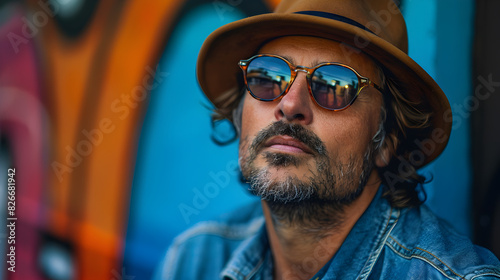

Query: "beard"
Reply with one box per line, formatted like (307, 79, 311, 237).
(239, 121, 375, 236)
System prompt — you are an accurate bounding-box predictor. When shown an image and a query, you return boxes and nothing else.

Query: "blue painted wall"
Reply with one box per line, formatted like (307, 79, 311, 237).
(433, 0, 474, 236)
(403, 0, 474, 236)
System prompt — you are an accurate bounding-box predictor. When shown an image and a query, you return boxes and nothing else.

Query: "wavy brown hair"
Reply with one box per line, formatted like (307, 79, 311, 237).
(376, 68, 432, 208)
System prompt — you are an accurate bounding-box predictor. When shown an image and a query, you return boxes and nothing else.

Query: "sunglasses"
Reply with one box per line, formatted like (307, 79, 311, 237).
(239, 54, 383, 111)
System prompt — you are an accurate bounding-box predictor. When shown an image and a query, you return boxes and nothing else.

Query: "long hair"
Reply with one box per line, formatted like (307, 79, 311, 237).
(377, 69, 432, 208)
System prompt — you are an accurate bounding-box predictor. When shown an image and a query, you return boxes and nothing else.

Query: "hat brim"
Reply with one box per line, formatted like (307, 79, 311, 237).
(197, 13, 452, 167)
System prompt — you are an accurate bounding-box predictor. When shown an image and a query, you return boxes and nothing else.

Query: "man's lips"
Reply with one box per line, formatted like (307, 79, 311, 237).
(263, 135, 314, 155)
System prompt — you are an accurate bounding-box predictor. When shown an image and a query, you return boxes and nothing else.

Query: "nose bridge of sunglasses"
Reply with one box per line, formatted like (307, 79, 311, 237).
(294, 65, 313, 75)
(286, 68, 310, 94)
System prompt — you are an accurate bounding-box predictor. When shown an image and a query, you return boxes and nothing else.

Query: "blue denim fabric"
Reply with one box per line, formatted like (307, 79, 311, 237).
(154, 187, 500, 279)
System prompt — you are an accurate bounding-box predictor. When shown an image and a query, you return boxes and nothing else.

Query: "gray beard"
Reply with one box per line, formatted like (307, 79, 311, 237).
(240, 121, 375, 237)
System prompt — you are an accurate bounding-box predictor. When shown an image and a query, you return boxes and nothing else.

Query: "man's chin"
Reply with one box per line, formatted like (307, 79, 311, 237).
(247, 170, 316, 203)
(264, 169, 308, 185)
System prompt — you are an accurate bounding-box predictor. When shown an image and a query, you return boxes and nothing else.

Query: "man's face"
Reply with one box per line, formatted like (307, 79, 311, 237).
(239, 36, 384, 204)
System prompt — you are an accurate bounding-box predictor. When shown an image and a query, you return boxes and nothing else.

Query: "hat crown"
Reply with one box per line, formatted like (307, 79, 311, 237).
(275, 0, 408, 53)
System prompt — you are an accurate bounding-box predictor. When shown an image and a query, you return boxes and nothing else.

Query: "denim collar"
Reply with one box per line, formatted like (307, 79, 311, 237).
(220, 216, 269, 279)
(221, 186, 400, 280)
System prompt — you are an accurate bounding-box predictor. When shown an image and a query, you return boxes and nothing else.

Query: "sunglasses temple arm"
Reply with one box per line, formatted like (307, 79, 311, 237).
(370, 81, 384, 93)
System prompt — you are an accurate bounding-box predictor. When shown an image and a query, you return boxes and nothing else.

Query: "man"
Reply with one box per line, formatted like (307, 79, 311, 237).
(155, 0, 500, 279)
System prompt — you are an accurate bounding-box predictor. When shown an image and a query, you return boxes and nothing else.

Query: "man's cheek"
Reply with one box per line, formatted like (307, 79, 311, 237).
(238, 135, 251, 163)
(239, 134, 250, 153)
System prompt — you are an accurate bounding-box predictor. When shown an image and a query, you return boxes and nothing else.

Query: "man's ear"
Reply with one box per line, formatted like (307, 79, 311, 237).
(375, 133, 398, 168)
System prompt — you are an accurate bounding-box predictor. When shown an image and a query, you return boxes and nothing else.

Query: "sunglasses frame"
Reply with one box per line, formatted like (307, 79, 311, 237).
(239, 54, 383, 111)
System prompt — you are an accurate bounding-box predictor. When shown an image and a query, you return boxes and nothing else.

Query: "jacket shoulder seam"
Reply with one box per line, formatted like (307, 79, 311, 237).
(387, 236, 465, 280)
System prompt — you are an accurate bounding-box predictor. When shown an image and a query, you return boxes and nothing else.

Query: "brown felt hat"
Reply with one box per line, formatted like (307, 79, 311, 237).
(196, 0, 452, 166)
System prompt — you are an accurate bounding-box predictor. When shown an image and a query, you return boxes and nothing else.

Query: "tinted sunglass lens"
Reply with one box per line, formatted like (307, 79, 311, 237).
(246, 56, 291, 100)
(311, 65, 359, 110)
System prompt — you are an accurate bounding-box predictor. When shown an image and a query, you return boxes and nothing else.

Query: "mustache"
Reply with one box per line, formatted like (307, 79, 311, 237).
(249, 121, 328, 157)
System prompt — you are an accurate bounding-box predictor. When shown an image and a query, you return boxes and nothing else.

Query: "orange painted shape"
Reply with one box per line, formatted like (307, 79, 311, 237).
(72, 0, 188, 278)
(265, 0, 282, 10)
(79, 0, 185, 241)
(38, 0, 122, 237)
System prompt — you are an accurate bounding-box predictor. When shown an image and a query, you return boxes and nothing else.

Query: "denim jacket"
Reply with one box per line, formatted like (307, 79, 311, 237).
(154, 186, 500, 279)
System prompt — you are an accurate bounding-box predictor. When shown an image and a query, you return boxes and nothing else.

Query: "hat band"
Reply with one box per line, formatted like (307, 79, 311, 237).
(294, 11, 375, 35)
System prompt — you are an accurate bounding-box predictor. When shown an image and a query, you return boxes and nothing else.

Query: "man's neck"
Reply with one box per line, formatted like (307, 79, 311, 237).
(262, 172, 381, 280)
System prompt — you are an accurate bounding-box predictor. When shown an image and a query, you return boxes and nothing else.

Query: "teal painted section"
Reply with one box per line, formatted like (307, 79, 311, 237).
(432, 0, 474, 236)
(403, 0, 437, 77)
(403, 0, 474, 236)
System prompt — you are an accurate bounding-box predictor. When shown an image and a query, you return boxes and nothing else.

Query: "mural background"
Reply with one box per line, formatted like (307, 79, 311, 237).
(0, 0, 498, 279)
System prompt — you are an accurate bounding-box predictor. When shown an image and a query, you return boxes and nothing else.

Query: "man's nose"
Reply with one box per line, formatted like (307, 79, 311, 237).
(274, 72, 314, 125)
